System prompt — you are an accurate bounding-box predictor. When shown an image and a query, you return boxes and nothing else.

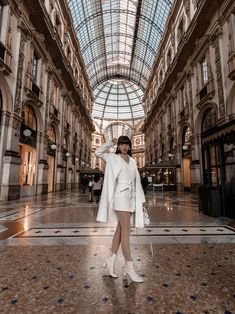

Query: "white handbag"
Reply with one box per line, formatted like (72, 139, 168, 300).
(143, 206, 150, 225)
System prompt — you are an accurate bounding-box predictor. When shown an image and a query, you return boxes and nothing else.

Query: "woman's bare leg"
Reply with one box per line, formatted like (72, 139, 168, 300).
(116, 211, 132, 261)
(111, 222, 121, 254)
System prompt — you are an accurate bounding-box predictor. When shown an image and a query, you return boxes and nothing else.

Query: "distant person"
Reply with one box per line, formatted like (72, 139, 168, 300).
(88, 177, 94, 202)
(141, 175, 149, 195)
(81, 176, 88, 193)
(93, 174, 102, 203)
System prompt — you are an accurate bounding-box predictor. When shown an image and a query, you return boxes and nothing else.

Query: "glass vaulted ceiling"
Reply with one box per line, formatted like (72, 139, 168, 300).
(67, 0, 173, 127)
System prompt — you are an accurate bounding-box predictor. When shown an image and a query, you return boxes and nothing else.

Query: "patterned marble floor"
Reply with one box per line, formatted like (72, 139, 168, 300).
(0, 189, 234, 313)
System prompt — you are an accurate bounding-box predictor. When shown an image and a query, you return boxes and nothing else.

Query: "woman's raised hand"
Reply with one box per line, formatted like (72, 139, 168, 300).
(112, 138, 118, 145)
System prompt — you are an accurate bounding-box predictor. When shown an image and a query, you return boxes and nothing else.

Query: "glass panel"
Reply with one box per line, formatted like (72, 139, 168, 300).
(67, 0, 173, 126)
(32, 54, 38, 82)
(202, 107, 217, 132)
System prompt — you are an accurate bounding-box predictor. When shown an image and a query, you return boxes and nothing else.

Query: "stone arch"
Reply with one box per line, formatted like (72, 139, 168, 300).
(178, 123, 191, 145)
(0, 74, 13, 112)
(21, 99, 43, 133)
(194, 102, 218, 135)
(48, 121, 60, 145)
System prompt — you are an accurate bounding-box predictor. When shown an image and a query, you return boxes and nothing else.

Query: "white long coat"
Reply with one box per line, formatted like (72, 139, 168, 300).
(95, 140, 146, 228)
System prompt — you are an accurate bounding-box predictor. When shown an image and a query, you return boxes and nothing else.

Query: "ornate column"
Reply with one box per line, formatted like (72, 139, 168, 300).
(36, 69, 52, 195)
(213, 34, 225, 117)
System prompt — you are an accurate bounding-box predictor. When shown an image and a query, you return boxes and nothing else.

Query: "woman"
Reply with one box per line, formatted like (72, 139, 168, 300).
(95, 136, 147, 283)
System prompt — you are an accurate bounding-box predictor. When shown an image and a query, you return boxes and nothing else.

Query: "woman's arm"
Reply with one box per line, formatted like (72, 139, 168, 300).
(95, 139, 116, 162)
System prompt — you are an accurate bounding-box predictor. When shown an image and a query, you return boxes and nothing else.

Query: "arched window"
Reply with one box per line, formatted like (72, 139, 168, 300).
(22, 105, 37, 130)
(48, 124, 56, 142)
(183, 126, 191, 146)
(202, 107, 216, 133)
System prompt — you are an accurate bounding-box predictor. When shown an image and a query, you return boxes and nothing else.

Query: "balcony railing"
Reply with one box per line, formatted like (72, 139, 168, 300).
(179, 105, 189, 120)
(199, 85, 208, 101)
(32, 81, 40, 98)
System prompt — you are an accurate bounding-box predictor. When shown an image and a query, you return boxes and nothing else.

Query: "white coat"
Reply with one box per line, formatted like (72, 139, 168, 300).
(95, 140, 146, 228)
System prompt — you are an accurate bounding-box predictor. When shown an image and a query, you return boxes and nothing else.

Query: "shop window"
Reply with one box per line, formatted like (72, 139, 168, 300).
(202, 107, 216, 133)
(19, 106, 37, 187)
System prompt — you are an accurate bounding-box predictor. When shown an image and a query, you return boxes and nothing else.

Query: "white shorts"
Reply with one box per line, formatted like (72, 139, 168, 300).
(113, 183, 136, 212)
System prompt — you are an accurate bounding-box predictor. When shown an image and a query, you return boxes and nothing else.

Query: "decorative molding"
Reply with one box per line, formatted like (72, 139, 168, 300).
(14, 33, 27, 115)
(214, 39, 225, 116)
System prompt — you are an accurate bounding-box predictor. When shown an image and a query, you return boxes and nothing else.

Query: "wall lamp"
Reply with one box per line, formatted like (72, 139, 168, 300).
(50, 144, 57, 150)
(23, 129, 32, 137)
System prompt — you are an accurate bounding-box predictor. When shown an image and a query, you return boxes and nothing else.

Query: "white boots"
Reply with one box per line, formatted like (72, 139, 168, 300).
(103, 255, 144, 283)
(123, 261, 144, 283)
(103, 253, 118, 278)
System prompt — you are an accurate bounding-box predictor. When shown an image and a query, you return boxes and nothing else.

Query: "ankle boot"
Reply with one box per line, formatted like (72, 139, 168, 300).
(102, 253, 118, 278)
(123, 261, 144, 283)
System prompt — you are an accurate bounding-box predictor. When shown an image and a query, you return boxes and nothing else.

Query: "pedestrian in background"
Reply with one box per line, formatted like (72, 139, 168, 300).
(93, 174, 102, 203)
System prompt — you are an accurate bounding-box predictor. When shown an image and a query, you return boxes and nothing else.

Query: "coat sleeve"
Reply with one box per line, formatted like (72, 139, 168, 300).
(95, 140, 114, 162)
(133, 159, 146, 203)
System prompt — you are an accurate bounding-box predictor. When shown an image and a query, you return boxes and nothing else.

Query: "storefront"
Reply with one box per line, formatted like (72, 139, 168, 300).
(201, 118, 235, 218)
(140, 160, 177, 191)
(19, 105, 37, 196)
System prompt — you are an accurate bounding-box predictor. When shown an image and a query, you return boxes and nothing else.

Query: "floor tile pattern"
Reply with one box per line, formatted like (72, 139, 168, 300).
(0, 190, 234, 313)
(0, 244, 234, 314)
(20, 225, 235, 238)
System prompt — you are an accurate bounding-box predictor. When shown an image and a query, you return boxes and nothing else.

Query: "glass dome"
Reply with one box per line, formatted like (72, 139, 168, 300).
(67, 0, 173, 129)
(92, 79, 144, 125)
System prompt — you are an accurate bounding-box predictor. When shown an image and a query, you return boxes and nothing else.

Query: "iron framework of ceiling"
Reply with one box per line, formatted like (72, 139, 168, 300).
(67, 0, 173, 126)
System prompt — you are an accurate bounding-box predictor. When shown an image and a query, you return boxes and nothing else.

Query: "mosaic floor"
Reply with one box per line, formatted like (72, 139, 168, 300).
(0, 189, 234, 313)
